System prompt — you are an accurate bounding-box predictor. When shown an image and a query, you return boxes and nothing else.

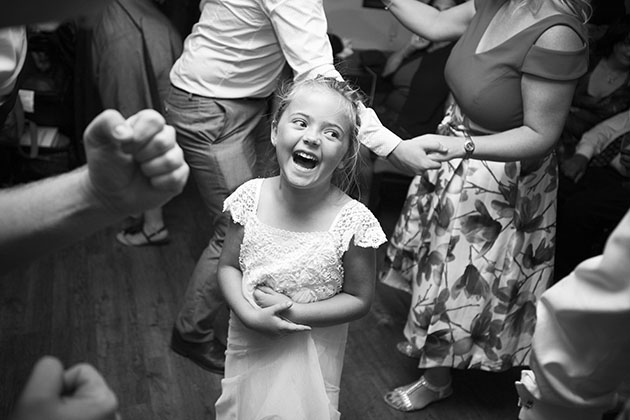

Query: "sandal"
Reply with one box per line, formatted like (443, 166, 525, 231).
(116, 225, 170, 247)
(396, 340, 421, 358)
(384, 376, 453, 412)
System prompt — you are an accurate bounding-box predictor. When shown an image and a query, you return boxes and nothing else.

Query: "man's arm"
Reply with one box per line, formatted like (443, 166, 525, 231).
(561, 111, 630, 182)
(271, 0, 445, 173)
(574, 111, 630, 161)
(0, 109, 189, 273)
(516, 209, 630, 420)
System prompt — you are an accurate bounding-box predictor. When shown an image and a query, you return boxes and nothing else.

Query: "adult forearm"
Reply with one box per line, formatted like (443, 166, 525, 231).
(0, 166, 121, 273)
(384, 0, 469, 42)
(383, 0, 442, 40)
(471, 127, 558, 161)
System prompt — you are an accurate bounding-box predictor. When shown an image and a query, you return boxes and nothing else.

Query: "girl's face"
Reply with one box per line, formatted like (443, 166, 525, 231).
(271, 86, 352, 191)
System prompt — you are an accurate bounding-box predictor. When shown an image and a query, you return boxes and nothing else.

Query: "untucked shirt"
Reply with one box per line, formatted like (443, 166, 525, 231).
(170, 0, 336, 99)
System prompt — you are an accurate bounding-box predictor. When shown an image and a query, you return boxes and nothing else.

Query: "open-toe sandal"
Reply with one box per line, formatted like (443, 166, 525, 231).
(116, 225, 170, 247)
(384, 375, 453, 412)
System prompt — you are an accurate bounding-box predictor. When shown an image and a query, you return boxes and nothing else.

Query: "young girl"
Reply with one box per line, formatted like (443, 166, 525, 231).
(214, 77, 387, 420)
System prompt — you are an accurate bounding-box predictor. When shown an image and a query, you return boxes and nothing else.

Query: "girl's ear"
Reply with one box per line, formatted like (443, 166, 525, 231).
(270, 120, 278, 147)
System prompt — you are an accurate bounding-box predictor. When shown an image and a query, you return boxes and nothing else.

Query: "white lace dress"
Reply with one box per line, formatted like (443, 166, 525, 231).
(214, 178, 386, 420)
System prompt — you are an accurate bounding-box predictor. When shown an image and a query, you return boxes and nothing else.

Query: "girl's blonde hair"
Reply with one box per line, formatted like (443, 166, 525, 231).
(271, 76, 365, 195)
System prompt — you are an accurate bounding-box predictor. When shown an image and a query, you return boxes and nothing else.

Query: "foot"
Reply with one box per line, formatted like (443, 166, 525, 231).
(170, 329, 225, 375)
(384, 376, 453, 412)
(396, 340, 421, 358)
(116, 225, 169, 247)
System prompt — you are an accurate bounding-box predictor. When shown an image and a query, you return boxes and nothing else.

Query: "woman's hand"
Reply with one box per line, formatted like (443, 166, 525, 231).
(244, 302, 311, 337)
(254, 286, 292, 308)
(561, 153, 589, 182)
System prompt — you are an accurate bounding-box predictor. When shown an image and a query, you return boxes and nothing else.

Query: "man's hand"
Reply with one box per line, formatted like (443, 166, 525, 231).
(561, 153, 589, 183)
(82, 109, 189, 217)
(387, 135, 447, 175)
(11, 356, 118, 420)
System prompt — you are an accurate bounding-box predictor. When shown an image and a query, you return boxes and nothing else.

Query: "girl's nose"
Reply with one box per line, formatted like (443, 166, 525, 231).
(302, 130, 321, 146)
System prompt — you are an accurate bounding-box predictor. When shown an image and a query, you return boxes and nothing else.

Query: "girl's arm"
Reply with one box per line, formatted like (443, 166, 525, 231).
(276, 243, 377, 328)
(383, 0, 475, 43)
(428, 26, 583, 162)
(218, 220, 310, 336)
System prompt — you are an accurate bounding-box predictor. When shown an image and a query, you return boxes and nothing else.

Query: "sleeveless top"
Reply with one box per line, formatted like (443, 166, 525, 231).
(223, 178, 387, 305)
(444, 0, 588, 132)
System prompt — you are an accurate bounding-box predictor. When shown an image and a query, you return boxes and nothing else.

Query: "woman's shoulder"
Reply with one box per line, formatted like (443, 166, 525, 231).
(535, 19, 586, 52)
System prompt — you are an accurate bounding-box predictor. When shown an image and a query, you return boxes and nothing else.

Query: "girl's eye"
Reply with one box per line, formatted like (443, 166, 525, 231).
(292, 119, 307, 127)
(325, 130, 340, 139)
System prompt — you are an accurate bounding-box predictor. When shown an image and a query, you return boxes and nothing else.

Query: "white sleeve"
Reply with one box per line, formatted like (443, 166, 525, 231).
(268, 0, 338, 81)
(0, 26, 27, 102)
(516, 209, 630, 420)
(574, 111, 630, 160)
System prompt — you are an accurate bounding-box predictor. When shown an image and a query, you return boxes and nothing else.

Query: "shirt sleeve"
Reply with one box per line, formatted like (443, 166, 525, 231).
(357, 103, 403, 157)
(0, 26, 27, 101)
(268, 0, 337, 82)
(516, 210, 630, 420)
(575, 111, 630, 160)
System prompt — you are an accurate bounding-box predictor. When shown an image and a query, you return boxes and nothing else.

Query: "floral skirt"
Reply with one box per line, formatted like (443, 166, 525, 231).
(381, 104, 557, 371)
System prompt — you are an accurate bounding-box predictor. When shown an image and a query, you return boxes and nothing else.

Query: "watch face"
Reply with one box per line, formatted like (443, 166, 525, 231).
(464, 140, 475, 152)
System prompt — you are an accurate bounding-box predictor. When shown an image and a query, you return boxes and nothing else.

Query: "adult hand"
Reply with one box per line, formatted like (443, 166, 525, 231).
(245, 302, 311, 337)
(561, 153, 589, 182)
(387, 135, 447, 175)
(253, 285, 292, 308)
(82, 109, 189, 218)
(10, 356, 118, 420)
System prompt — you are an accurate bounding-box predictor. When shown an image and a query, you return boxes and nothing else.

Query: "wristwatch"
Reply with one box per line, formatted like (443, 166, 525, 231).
(463, 132, 475, 159)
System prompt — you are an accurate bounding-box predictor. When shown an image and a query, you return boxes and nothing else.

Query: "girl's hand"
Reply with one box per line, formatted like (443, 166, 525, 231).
(246, 302, 311, 337)
(253, 286, 292, 308)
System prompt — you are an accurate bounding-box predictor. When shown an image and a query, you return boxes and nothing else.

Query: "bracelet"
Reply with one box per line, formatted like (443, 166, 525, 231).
(383, 0, 394, 10)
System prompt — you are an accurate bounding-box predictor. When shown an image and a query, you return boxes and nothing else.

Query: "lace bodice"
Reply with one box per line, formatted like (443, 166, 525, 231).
(223, 178, 386, 304)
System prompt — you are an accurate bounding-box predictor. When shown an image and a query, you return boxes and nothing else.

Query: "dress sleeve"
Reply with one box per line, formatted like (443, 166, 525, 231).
(522, 20, 589, 81)
(339, 202, 387, 252)
(222, 179, 259, 226)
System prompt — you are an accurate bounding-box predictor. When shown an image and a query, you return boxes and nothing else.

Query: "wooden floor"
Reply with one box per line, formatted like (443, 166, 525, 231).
(0, 176, 522, 420)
